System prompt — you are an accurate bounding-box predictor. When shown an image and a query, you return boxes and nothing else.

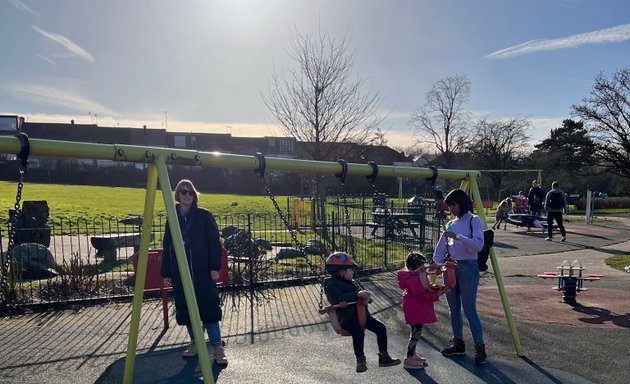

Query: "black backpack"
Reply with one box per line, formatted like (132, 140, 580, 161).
(547, 191, 564, 210)
(469, 219, 494, 272)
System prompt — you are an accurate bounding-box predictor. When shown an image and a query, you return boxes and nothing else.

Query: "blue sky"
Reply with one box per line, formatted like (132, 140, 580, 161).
(1, 0, 629, 150)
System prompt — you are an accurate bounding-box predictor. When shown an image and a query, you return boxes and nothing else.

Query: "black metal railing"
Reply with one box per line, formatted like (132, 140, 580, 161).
(0, 196, 445, 307)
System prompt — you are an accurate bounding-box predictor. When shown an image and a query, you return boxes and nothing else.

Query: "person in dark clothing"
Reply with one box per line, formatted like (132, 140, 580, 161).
(323, 252, 401, 373)
(161, 179, 227, 365)
(527, 180, 545, 217)
(544, 180, 568, 242)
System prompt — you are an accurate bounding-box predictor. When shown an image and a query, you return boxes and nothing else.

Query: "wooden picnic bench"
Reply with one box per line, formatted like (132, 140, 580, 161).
(91, 232, 155, 262)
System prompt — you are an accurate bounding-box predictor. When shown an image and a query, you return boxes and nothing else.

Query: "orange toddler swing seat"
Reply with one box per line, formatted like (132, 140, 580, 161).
(318, 298, 366, 336)
(420, 260, 458, 292)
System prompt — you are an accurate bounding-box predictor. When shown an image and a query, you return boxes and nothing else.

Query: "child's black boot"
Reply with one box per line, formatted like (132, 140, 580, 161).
(356, 356, 367, 373)
(378, 352, 401, 367)
(474, 343, 487, 365)
(441, 338, 465, 356)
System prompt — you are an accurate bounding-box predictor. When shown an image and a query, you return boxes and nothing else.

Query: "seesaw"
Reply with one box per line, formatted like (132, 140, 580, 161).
(537, 260, 604, 304)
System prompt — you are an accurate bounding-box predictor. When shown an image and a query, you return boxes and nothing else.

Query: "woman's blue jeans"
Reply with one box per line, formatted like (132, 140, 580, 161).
(445, 260, 484, 344)
(186, 322, 222, 347)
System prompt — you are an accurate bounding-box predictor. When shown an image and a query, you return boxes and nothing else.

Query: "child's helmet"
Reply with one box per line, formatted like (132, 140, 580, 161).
(325, 252, 357, 274)
(406, 252, 427, 271)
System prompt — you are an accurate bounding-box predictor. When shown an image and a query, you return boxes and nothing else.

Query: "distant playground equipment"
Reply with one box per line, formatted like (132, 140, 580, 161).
(585, 189, 608, 225)
(537, 260, 604, 304)
(505, 213, 550, 232)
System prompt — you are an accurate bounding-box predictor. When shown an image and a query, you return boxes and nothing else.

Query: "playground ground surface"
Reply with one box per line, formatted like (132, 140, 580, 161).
(0, 214, 629, 384)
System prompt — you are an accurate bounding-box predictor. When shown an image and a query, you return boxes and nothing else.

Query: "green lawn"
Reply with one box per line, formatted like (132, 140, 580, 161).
(606, 254, 630, 272)
(0, 181, 287, 222)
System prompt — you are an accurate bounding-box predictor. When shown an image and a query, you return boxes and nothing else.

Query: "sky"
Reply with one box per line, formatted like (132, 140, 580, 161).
(1, 0, 630, 151)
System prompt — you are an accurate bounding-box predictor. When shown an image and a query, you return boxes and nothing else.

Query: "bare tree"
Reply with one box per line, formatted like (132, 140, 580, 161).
(466, 117, 531, 199)
(409, 74, 472, 169)
(572, 67, 630, 179)
(263, 29, 384, 239)
(263, 29, 384, 162)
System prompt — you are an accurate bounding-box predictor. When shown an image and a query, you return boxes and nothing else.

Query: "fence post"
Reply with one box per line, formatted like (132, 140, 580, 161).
(247, 213, 254, 344)
(331, 212, 336, 251)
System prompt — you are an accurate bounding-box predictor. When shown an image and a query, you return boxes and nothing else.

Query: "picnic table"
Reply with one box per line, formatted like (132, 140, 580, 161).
(91, 232, 155, 262)
(370, 210, 420, 238)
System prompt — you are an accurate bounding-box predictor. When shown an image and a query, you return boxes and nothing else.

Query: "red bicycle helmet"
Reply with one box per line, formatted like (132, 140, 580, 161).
(325, 252, 357, 274)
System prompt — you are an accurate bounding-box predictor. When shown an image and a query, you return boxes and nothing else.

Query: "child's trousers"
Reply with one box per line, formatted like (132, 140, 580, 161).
(341, 315, 388, 358)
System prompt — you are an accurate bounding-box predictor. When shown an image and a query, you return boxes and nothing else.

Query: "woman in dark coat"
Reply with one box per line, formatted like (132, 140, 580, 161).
(161, 179, 227, 365)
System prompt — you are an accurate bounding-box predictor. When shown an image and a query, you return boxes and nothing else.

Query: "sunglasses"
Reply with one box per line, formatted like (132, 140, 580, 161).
(179, 190, 194, 196)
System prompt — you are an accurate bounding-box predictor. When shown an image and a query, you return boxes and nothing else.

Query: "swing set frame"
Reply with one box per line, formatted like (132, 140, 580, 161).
(0, 134, 523, 384)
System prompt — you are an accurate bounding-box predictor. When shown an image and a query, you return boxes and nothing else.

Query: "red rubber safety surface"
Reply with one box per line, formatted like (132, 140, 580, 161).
(477, 285, 630, 329)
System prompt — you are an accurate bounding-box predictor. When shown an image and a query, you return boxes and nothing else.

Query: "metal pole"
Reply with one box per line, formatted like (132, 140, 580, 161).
(0, 136, 479, 181)
(123, 163, 158, 383)
(467, 176, 523, 356)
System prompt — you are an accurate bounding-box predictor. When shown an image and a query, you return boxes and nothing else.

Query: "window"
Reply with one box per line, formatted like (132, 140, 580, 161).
(174, 135, 186, 148)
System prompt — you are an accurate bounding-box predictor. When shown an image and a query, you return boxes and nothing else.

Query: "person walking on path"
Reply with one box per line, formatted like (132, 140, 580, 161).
(161, 179, 228, 365)
(544, 180, 568, 242)
(527, 180, 545, 217)
(397, 252, 449, 369)
(433, 189, 487, 365)
(323, 252, 401, 373)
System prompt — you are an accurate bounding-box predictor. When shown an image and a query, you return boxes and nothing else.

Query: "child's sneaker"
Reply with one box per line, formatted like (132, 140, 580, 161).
(378, 352, 401, 367)
(356, 356, 367, 373)
(412, 354, 427, 363)
(214, 346, 228, 365)
(182, 341, 197, 358)
(403, 356, 425, 369)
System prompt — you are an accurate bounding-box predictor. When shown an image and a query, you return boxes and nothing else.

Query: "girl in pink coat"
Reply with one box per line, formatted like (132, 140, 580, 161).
(397, 252, 449, 369)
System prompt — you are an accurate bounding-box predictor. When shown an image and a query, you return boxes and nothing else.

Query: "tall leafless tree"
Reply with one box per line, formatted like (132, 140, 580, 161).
(263, 29, 384, 239)
(409, 74, 472, 169)
(263, 29, 384, 163)
(572, 67, 630, 180)
(466, 117, 531, 200)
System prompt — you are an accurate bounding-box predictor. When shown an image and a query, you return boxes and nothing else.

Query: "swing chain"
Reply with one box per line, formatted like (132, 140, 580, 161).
(1, 133, 29, 306)
(253, 153, 326, 308)
(335, 160, 356, 259)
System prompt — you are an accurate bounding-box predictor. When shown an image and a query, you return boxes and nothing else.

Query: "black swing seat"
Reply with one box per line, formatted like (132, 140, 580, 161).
(318, 298, 367, 336)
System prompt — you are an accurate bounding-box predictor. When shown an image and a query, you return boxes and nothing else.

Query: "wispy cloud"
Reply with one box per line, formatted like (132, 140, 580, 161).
(2, 83, 115, 116)
(485, 24, 630, 59)
(36, 53, 56, 65)
(31, 25, 95, 63)
(9, 0, 40, 17)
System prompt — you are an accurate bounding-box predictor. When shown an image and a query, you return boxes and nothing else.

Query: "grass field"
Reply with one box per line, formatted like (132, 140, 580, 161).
(0, 180, 287, 222)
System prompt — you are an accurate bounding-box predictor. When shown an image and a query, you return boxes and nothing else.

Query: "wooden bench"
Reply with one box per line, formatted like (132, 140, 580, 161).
(91, 232, 154, 262)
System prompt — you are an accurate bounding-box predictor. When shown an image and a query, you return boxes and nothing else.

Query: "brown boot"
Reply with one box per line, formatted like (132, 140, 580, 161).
(356, 356, 367, 373)
(378, 352, 401, 367)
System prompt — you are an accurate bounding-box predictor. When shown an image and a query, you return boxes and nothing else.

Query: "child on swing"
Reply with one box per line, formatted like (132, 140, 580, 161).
(397, 252, 449, 369)
(323, 252, 401, 373)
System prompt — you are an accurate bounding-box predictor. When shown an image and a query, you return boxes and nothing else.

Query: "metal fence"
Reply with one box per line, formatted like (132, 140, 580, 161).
(1, 195, 445, 307)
